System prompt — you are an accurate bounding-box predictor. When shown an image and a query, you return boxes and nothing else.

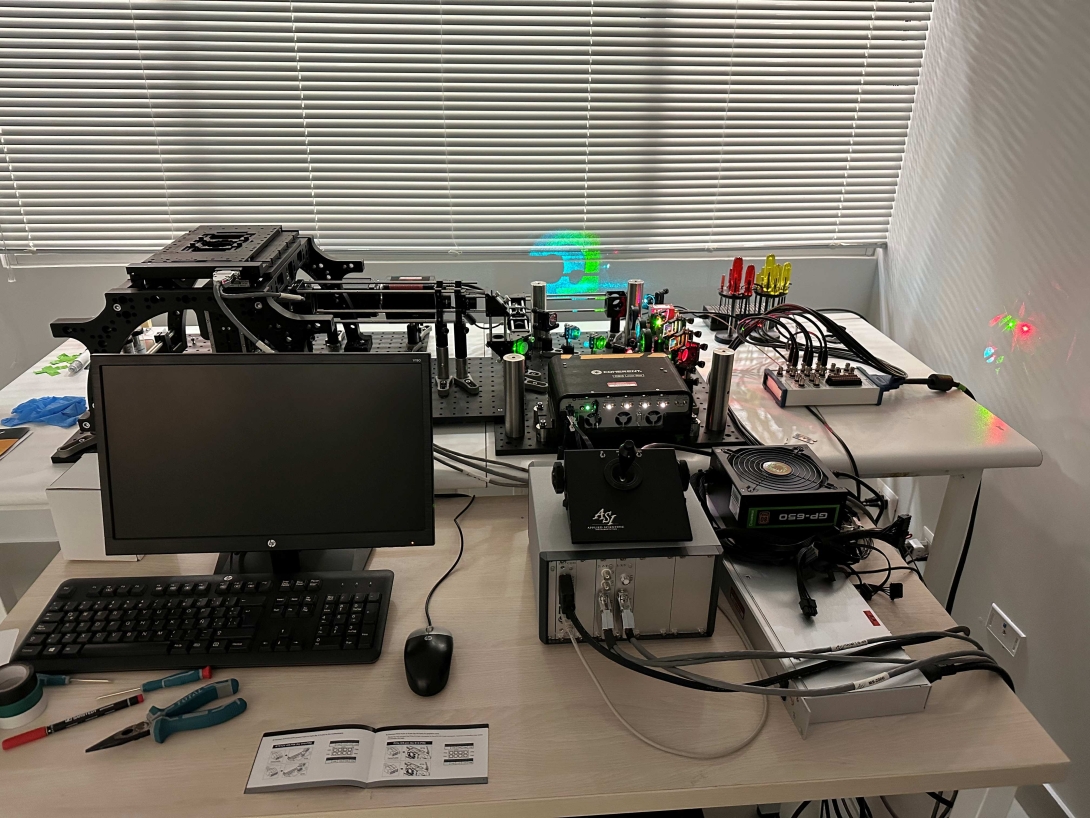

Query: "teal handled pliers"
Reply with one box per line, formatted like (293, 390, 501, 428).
(85, 679, 246, 752)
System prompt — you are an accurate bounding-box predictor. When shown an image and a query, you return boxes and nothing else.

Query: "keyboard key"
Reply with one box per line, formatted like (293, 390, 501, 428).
(313, 636, 340, 651)
(307, 579, 321, 591)
(87, 584, 102, 597)
(82, 642, 170, 658)
(76, 633, 92, 645)
(363, 603, 380, 624)
(42, 645, 64, 658)
(91, 633, 108, 644)
(230, 581, 244, 594)
(189, 640, 209, 655)
(170, 641, 190, 654)
(33, 622, 57, 634)
(290, 640, 304, 652)
(339, 593, 352, 604)
(244, 581, 257, 594)
(41, 612, 63, 623)
(61, 644, 82, 656)
(116, 584, 130, 597)
(17, 645, 42, 658)
(56, 583, 75, 599)
(46, 634, 62, 645)
(61, 634, 77, 645)
(107, 632, 123, 643)
(48, 601, 64, 613)
(214, 628, 257, 639)
(216, 582, 230, 595)
(258, 640, 273, 652)
(367, 592, 382, 604)
(130, 584, 146, 597)
(195, 582, 210, 595)
(227, 639, 251, 652)
(152, 583, 166, 596)
(257, 581, 272, 593)
(26, 634, 46, 646)
(209, 639, 228, 654)
(166, 583, 180, 596)
(293, 580, 306, 592)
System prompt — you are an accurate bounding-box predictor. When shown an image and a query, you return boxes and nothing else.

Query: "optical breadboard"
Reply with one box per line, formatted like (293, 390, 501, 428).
(528, 464, 721, 645)
(719, 555, 930, 737)
(763, 366, 884, 407)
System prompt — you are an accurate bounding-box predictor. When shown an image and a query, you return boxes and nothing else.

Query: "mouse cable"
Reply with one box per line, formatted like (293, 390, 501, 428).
(424, 495, 476, 628)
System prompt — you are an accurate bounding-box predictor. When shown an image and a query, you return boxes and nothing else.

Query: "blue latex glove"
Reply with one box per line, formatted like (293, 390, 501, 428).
(1, 396, 87, 428)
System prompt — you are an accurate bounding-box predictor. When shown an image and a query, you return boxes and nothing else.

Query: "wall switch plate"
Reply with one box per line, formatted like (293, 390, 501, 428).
(986, 604, 1025, 656)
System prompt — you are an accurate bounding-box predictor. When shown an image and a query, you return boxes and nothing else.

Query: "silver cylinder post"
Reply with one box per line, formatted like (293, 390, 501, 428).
(503, 353, 526, 439)
(624, 279, 644, 342)
(705, 348, 735, 434)
(530, 280, 548, 313)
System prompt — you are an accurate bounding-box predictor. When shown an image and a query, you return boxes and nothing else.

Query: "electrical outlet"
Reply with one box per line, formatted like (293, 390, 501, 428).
(986, 604, 1025, 656)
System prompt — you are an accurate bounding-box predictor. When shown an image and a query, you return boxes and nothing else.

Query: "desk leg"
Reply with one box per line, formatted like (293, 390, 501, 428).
(923, 470, 982, 610)
(949, 788, 1017, 818)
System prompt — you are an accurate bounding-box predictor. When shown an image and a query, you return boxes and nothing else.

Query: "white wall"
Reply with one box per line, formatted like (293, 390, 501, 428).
(0, 252, 877, 390)
(882, 1, 1090, 815)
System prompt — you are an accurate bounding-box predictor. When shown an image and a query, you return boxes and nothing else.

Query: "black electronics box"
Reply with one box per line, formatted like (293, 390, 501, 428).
(708, 445, 847, 531)
(560, 447, 692, 544)
(547, 353, 694, 441)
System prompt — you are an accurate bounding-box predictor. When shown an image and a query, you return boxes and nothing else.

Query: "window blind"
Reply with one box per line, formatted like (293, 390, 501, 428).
(0, 0, 931, 254)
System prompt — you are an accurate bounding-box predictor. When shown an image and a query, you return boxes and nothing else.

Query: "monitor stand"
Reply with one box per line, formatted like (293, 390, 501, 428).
(213, 548, 374, 576)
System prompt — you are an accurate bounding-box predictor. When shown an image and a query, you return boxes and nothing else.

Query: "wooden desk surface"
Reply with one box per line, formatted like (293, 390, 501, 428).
(0, 496, 1067, 818)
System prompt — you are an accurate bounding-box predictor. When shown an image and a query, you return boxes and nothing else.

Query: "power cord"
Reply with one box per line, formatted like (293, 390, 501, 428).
(567, 631, 768, 759)
(212, 279, 275, 353)
(424, 495, 475, 628)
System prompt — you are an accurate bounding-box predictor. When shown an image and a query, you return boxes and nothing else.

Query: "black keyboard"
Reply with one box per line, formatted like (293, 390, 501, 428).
(14, 571, 394, 673)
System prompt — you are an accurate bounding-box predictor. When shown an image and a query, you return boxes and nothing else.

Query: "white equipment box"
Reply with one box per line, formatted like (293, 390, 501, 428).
(720, 554, 930, 737)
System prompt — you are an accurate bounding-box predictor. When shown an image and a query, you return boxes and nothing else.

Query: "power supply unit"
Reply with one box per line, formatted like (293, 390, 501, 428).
(707, 445, 848, 531)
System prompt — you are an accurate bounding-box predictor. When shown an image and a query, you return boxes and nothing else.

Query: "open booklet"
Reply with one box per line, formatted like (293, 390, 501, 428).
(245, 723, 489, 793)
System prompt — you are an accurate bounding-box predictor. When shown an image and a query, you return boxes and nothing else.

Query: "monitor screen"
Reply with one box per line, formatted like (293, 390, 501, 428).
(94, 354, 434, 554)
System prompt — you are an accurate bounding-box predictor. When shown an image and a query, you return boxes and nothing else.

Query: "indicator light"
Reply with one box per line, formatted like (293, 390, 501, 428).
(659, 401, 667, 408)
(640, 402, 649, 409)
(604, 403, 614, 410)
(622, 402, 632, 410)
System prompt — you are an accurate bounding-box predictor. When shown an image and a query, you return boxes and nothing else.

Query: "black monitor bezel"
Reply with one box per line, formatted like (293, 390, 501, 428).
(93, 352, 435, 555)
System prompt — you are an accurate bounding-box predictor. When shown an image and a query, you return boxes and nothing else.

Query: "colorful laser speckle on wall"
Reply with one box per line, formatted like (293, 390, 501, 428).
(984, 302, 1038, 373)
(529, 230, 627, 294)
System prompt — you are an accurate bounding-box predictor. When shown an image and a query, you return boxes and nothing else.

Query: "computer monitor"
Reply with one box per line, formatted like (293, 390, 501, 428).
(92, 353, 434, 573)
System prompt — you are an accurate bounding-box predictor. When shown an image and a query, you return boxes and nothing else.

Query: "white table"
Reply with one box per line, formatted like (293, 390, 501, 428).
(0, 313, 1041, 612)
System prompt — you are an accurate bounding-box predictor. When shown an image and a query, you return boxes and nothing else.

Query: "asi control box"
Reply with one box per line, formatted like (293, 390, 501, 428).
(547, 353, 694, 443)
(528, 464, 721, 644)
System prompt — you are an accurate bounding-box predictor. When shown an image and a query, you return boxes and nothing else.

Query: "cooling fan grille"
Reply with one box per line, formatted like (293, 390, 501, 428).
(727, 447, 827, 492)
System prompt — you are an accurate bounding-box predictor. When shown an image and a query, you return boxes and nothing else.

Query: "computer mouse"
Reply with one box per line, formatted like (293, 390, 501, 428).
(404, 627, 454, 697)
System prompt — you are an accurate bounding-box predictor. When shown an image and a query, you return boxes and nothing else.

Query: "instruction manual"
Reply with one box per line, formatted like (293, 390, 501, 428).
(245, 723, 488, 793)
